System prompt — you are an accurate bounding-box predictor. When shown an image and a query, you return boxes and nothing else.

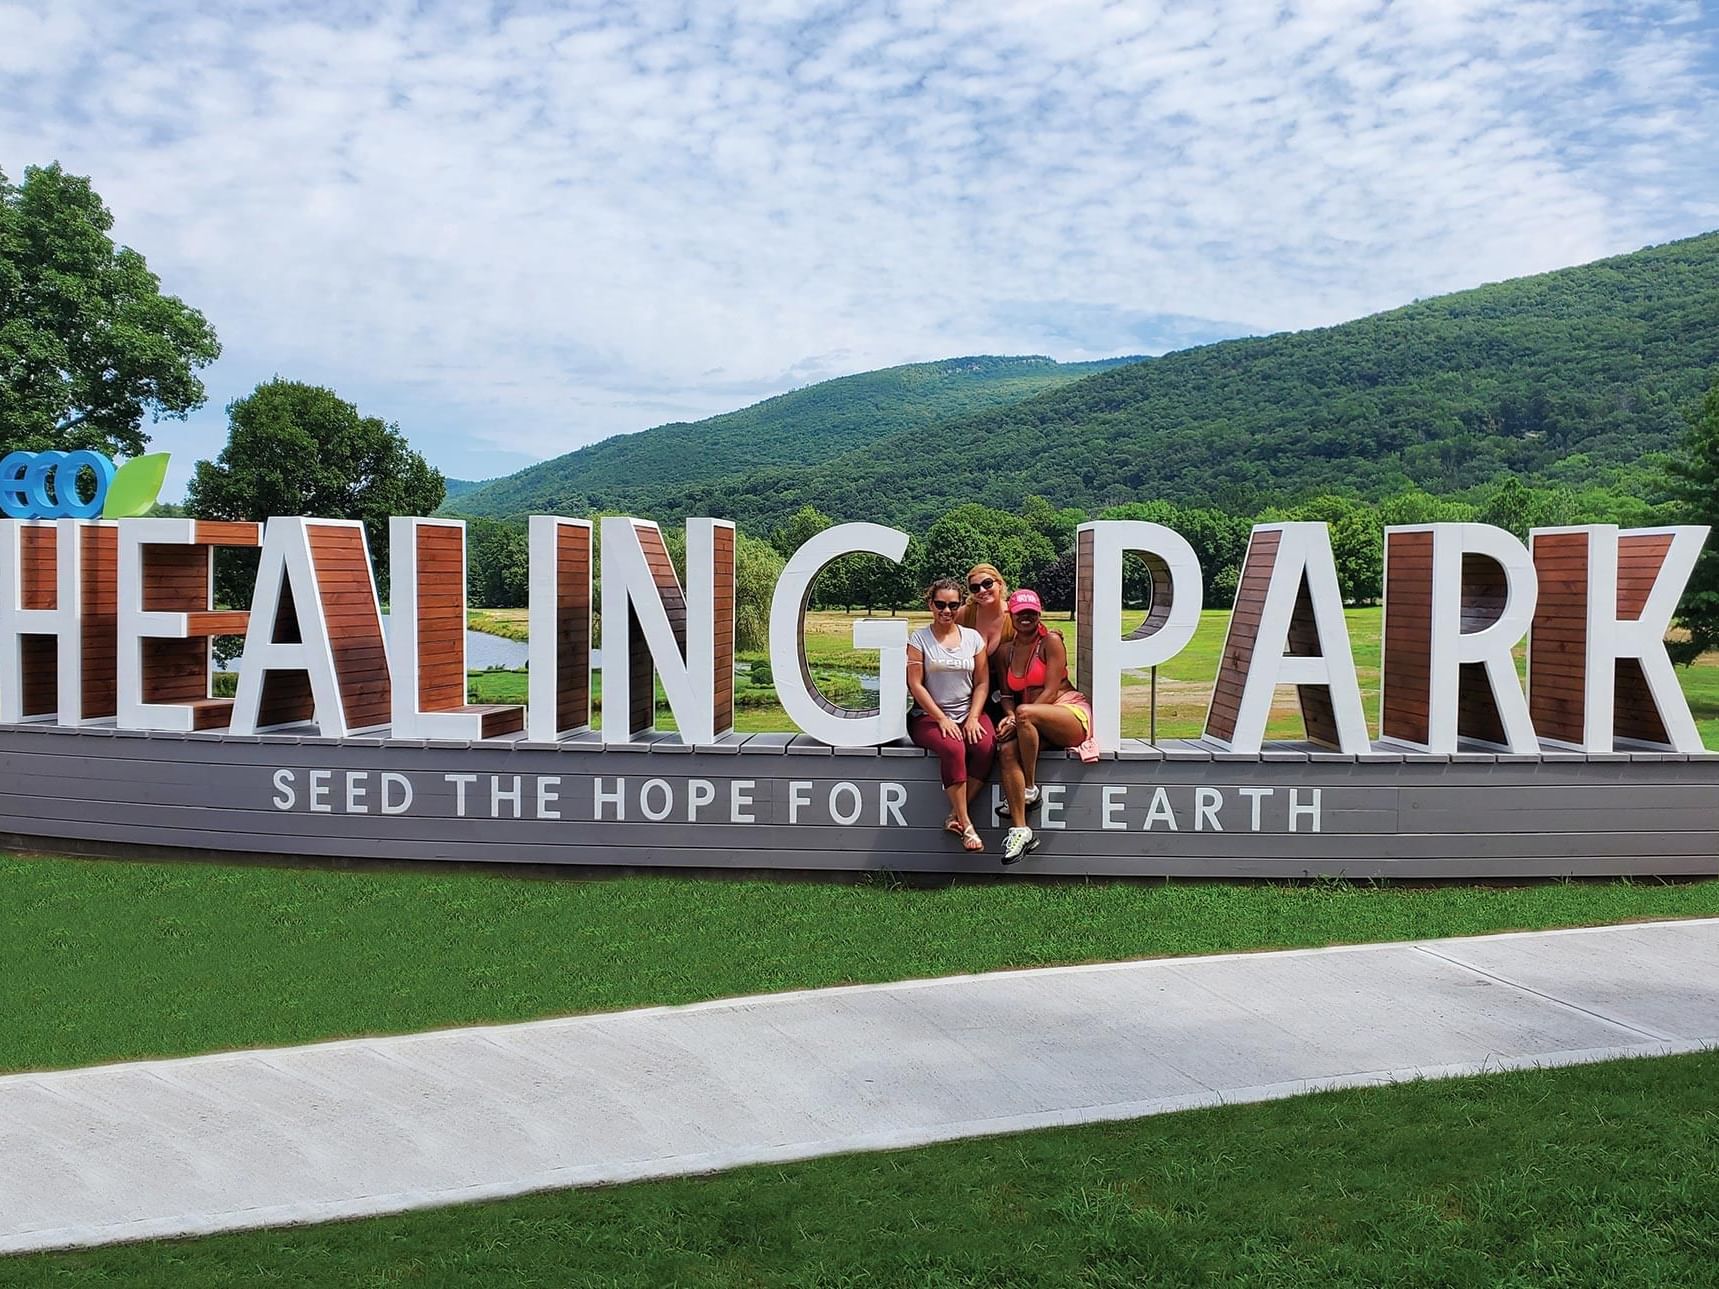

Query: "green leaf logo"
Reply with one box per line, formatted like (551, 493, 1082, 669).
(102, 453, 171, 518)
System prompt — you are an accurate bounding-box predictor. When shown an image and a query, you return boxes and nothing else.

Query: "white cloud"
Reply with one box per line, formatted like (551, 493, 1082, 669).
(2, 0, 1715, 489)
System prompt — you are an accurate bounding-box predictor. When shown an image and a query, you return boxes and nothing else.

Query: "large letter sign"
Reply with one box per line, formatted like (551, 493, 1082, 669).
(1528, 524, 1709, 753)
(1204, 522, 1369, 754)
(116, 518, 260, 732)
(769, 523, 911, 748)
(231, 518, 390, 737)
(601, 517, 735, 745)
(1074, 520, 1202, 750)
(526, 516, 594, 741)
(1381, 523, 1539, 754)
(389, 517, 524, 740)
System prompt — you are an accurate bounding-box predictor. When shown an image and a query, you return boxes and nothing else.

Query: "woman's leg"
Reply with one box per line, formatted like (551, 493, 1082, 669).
(997, 739, 1028, 828)
(909, 713, 979, 838)
(1015, 702, 1090, 793)
(962, 712, 996, 813)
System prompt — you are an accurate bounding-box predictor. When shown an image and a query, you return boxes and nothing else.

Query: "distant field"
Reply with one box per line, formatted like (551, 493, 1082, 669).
(470, 607, 1719, 747)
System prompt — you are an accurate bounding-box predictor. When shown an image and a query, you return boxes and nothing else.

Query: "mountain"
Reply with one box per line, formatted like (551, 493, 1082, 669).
(451, 230, 1719, 534)
(441, 478, 488, 501)
(443, 355, 1140, 519)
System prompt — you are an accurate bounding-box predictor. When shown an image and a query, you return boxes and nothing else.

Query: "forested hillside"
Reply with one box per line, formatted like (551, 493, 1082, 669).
(457, 231, 1716, 533)
(446, 355, 1136, 519)
(441, 478, 487, 501)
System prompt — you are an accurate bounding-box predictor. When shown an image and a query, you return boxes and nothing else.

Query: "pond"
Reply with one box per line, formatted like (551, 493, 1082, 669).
(223, 621, 540, 672)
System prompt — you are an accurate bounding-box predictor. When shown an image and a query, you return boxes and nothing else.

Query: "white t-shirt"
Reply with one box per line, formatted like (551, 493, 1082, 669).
(909, 625, 985, 722)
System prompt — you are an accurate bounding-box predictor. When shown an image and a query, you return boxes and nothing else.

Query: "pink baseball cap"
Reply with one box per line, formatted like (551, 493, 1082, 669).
(1006, 589, 1043, 614)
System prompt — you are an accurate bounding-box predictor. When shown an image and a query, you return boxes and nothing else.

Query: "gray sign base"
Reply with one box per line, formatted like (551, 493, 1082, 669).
(1, 725, 1715, 878)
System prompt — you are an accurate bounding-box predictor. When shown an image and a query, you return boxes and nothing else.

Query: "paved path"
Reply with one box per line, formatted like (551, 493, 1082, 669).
(4, 918, 1717, 1254)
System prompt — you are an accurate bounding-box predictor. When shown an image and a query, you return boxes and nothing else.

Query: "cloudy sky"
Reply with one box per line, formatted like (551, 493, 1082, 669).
(4, 0, 1717, 495)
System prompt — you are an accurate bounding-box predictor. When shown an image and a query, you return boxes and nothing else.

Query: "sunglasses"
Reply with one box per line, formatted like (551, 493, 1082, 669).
(1014, 609, 1040, 619)
(968, 577, 997, 593)
(932, 599, 962, 611)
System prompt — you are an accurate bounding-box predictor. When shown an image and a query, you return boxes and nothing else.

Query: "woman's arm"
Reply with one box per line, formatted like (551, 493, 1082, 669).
(1040, 630, 1071, 698)
(907, 644, 961, 740)
(963, 633, 990, 743)
(991, 650, 1018, 735)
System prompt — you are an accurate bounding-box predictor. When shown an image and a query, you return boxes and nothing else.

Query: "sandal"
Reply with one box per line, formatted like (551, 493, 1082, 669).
(945, 815, 965, 836)
(961, 824, 984, 853)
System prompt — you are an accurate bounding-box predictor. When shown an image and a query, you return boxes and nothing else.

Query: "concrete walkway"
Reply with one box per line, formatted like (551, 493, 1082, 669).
(4, 918, 1717, 1254)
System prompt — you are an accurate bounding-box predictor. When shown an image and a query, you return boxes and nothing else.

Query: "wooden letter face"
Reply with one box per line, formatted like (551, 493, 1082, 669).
(1381, 524, 1538, 754)
(115, 519, 261, 733)
(599, 517, 735, 745)
(389, 518, 523, 740)
(0, 520, 61, 721)
(1, 520, 121, 726)
(1074, 520, 1203, 750)
(1529, 524, 1710, 752)
(526, 516, 593, 741)
(231, 518, 389, 737)
(768, 523, 909, 748)
(1203, 523, 1369, 754)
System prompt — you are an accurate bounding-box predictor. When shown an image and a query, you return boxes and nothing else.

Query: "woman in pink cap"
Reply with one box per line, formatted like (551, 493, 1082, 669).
(992, 588, 1097, 863)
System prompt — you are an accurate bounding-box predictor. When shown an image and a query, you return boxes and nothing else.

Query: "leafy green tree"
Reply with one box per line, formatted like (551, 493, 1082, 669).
(186, 380, 445, 569)
(1377, 491, 1477, 526)
(1669, 377, 1719, 665)
(467, 518, 530, 608)
(1098, 501, 1251, 602)
(733, 531, 783, 652)
(922, 503, 1057, 592)
(1019, 495, 1085, 555)
(1259, 495, 1383, 604)
(0, 163, 220, 455)
(770, 505, 834, 558)
(1479, 478, 1537, 538)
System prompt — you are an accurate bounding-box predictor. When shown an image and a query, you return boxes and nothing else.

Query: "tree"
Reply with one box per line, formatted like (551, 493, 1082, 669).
(733, 531, 784, 651)
(1098, 501, 1250, 602)
(770, 505, 834, 558)
(0, 163, 220, 456)
(1669, 376, 1719, 666)
(186, 380, 445, 570)
(921, 503, 1057, 593)
(467, 519, 530, 608)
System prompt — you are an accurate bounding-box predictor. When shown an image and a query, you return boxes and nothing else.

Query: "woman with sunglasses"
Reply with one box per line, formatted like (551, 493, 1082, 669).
(993, 588, 1098, 864)
(906, 577, 996, 853)
(957, 563, 1013, 658)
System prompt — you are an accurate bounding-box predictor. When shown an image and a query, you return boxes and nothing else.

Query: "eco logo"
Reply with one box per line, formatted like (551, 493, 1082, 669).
(0, 451, 171, 520)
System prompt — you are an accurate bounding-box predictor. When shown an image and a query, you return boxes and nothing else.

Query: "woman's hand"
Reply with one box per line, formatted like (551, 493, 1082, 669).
(962, 715, 985, 745)
(996, 712, 1016, 738)
(936, 715, 962, 743)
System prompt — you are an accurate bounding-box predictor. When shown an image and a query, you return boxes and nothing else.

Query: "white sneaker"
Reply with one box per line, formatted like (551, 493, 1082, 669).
(995, 785, 1042, 818)
(1001, 827, 1038, 865)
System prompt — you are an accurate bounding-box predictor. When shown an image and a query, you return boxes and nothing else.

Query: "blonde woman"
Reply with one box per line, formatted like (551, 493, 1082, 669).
(957, 563, 1013, 658)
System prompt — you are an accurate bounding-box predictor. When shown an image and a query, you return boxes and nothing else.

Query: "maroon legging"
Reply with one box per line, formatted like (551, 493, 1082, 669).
(909, 710, 997, 788)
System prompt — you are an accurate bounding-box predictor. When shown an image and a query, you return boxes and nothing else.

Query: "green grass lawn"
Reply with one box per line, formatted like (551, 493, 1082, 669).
(5, 852, 1718, 1075)
(470, 606, 1719, 745)
(11, 1050, 1717, 1286)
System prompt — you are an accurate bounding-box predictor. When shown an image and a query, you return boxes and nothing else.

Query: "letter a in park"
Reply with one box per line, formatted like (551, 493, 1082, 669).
(1074, 519, 1202, 749)
(600, 517, 735, 746)
(1204, 522, 1369, 754)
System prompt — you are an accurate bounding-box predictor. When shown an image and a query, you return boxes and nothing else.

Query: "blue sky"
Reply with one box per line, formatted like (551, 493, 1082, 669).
(4, 0, 1717, 496)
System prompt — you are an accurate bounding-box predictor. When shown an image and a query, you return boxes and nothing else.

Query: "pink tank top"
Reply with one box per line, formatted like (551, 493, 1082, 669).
(1003, 634, 1048, 695)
